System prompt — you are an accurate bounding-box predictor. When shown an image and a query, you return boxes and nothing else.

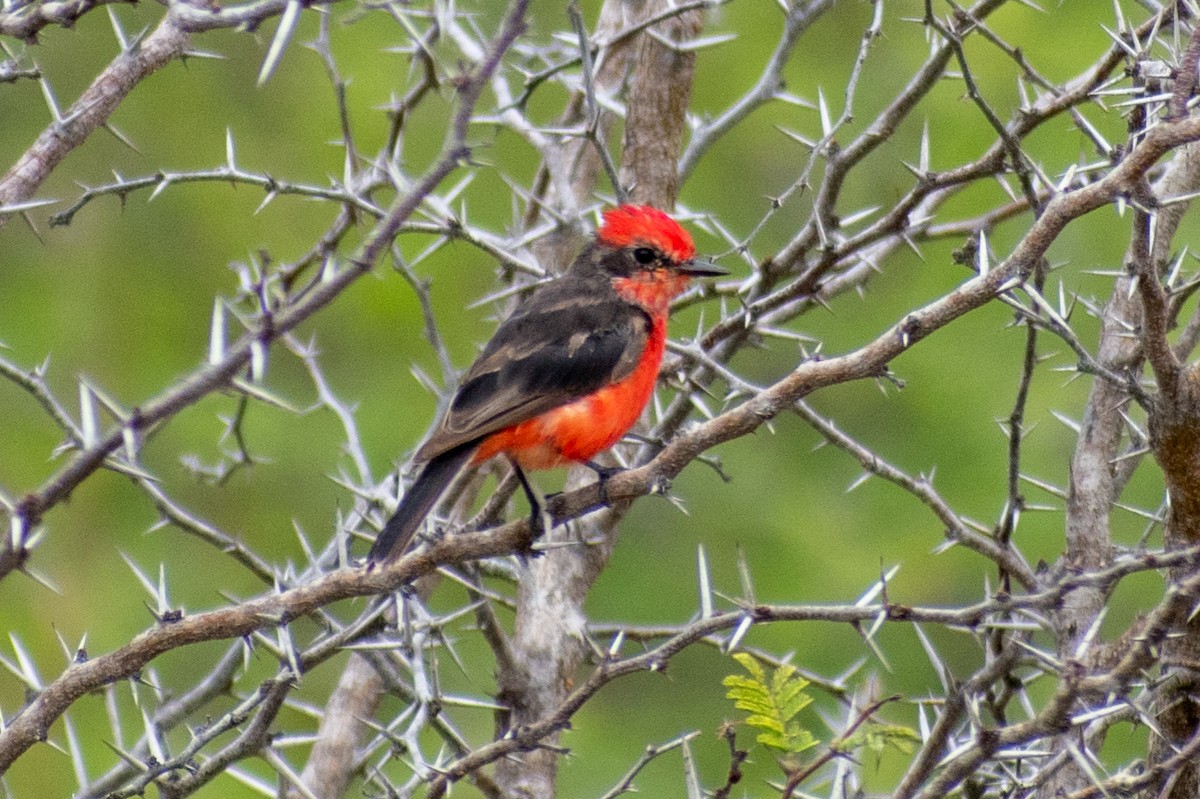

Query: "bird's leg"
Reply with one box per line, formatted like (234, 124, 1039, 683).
(508, 458, 552, 547)
(583, 460, 623, 505)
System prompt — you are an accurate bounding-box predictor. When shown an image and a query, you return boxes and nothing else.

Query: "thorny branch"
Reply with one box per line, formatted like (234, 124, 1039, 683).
(9, 1, 1200, 798)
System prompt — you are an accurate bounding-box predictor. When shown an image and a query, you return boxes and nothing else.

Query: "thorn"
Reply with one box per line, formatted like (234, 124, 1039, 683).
(148, 175, 171, 203)
(725, 615, 753, 654)
(846, 470, 873, 493)
(1049, 410, 1081, 434)
(817, 87, 832, 138)
(607, 630, 625, 658)
(855, 564, 899, 607)
(258, 0, 304, 86)
(1111, 0, 1127, 34)
(776, 125, 816, 149)
(736, 544, 756, 606)
(255, 191, 278, 215)
(10, 513, 26, 551)
(697, 544, 713, 619)
(209, 299, 226, 366)
(20, 563, 61, 595)
(919, 119, 930, 174)
(38, 73, 63, 124)
(140, 707, 166, 763)
(8, 633, 43, 689)
(79, 382, 98, 447)
(102, 122, 140, 153)
(250, 339, 268, 383)
(106, 5, 130, 51)
(840, 205, 880, 228)
(1099, 24, 1139, 58)
(0, 197, 59, 216)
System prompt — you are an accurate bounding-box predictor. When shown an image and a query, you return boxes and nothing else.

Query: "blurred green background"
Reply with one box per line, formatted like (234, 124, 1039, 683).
(0, 0, 1170, 795)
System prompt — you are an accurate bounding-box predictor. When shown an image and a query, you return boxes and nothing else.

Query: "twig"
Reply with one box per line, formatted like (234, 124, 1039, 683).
(0, 16, 190, 220)
(780, 694, 901, 799)
(794, 401, 1035, 588)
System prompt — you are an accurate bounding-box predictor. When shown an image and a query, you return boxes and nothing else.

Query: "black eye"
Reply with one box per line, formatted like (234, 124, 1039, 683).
(633, 247, 657, 265)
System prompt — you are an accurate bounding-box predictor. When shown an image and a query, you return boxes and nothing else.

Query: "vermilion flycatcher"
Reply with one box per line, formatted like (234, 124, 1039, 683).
(369, 204, 724, 563)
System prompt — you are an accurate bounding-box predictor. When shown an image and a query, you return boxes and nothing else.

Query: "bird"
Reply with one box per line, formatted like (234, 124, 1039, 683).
(368, 204, 724, 564)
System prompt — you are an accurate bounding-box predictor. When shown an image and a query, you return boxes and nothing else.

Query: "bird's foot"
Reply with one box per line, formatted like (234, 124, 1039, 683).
(584, 460, 623, 505)
(523, 504, 554, 557)
(508, 458, 552, 557)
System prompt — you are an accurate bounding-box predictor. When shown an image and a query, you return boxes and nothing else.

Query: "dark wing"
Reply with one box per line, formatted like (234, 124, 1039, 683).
(416, 275, 649, 461)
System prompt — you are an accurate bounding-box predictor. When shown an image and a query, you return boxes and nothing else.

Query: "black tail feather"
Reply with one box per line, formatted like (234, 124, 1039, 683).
(369, 442, 476, 564)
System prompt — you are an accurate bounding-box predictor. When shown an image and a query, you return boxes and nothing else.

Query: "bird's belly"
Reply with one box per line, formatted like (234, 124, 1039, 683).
(474, 329, 663, 470)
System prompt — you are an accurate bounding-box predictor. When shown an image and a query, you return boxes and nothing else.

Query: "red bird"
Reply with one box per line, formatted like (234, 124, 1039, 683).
(369, 205, 724, 563)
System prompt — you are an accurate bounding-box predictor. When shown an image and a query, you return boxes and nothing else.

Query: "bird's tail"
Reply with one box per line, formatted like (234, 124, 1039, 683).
(369, 442, 476, 564)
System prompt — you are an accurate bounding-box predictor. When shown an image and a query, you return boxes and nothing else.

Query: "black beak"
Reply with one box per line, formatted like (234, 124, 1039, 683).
(681, 258, 728, 278)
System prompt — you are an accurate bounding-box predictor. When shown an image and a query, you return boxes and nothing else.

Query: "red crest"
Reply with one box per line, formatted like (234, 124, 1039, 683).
(597, 205, 695, 263)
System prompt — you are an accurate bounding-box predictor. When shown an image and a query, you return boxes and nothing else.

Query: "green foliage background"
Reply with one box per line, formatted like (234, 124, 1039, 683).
(0, 0, 1164, 795)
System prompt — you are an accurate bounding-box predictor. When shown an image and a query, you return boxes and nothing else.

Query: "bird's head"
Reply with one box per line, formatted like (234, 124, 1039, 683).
(590, 204, 725, 312)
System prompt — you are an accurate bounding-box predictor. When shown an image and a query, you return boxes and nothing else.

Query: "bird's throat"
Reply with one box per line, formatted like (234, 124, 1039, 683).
(611, 272, 691, 315)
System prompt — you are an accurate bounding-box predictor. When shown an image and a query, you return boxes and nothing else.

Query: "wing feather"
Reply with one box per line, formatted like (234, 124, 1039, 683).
(416, 276, 649, 461)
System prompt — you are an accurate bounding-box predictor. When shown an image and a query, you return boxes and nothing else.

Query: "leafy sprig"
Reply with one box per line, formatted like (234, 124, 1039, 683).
(722, 652, 818, 755)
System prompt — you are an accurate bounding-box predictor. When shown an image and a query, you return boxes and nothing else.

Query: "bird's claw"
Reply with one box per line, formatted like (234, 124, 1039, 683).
(584, 460, 623, 505)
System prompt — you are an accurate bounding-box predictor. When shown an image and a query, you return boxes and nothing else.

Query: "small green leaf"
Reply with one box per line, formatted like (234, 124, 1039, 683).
(732, 652, 766, 681)
(724, 654, 818, 756)
(839, 722, 920, 759)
